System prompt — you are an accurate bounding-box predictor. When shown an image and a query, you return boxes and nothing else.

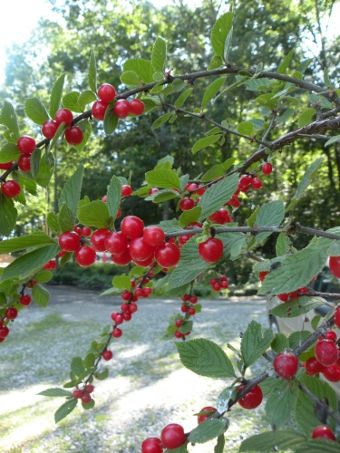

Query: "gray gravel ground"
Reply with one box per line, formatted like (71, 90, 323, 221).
(0, 286, 270, 453)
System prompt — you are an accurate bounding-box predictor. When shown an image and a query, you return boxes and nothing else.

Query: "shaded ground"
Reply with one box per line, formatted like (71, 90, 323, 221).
(0, 286, 270, 453)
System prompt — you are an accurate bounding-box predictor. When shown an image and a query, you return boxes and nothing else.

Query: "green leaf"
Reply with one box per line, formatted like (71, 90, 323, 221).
(179, 206, 202, 227)
(175, 87, 193, 108)
(32, 284, 49, 307)
(201, 158, 235, 182)
(188, 418, 228, 444)
(147, 189, 180, 203)
(214, 435, 226, 453)
(237, 121, 254, 136)
(24, 98, 49, 125)
(35, 151, 54, 188)
(192, 134, 222, 154)
(59, 166, 84, 218)
(241, 320, 273, 368)
(276, 233, 290, 256)
(35, 270, 53, 284)
(325, 134, 340, 147)
(38, 388, 72, 397)
(239, 431, 306, 452)
(0, 232, 54, 253)
(88, 50, 97, 93)
(152, 112, 173, 129)
(123, 58, 153, 83)
(120, 70, 141, 86)
(112, 275, 131, 290)
(1, 244, 59, 282)
(78, 200, 110, 228)
(71, 357, 85, 378)
(0, 195, 17, 235)
(0, 101, 20, 138)
(104, 107, 118, 135)
(211, 12, 233, 59)
(201, 77, 225, 109)
(50, 74, 65, 118)
(271, 333, 289, 353)
(58, 204, 75, 233)
(297, 107, 315, 127)
(295, 440, 340, 453)
(0, 143, 19, 163)
(278, 50, 294, 74)
(94, 368, 109, 380)
(271, 296, 324, 318)
(78, 90, 96, 106)
(219, 232, 246, 260)
(145, 163, 180, 189)
(106, 175, 121, 218)
(151, 37, 167, 72)
(255, 200, 285, 242)
(176, 338, 235, 378)
(288, 158, 324, 210)
(54, 398, 77, 423)
(265, 381, 299, 426)
(198, 173, 239, 220)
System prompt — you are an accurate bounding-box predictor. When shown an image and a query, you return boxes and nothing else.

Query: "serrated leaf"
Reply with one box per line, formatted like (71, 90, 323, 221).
(0, 101, 20, 138)
(0, 232, 54, 253)
(201, 158, 235, 182)
(106, 175, 121, 219)
(59, 166, 84, 218)
(62, 91, 82, 112)
(123, 58, 153, 83)
(219, 232, 246, 260)
(271, 333, 289, 353)
(241, 320, 273, 367)
(325, 134, 340, 147)
(24, 98, 49, 125)
(271, 296, 324, 318)
(174, 87, 193, 108)
(88, 50, 97, 92)
(192, 133, 222, 154)
(152, 111, 173, 129)
(54, 398, 77, 423)
(278, 50, 294, 74)
(50, 74, 65, 117)
(288, 158, 324, 210)
(179, 206, 202, 227)
(201, 77, 225, 109)
(0, 195, 17, 235)
(38, 388, 72, 397)
(145, 163, 180, 189)
(104, 108, 118, 135)
(198, 173, 239, 220)
(176, 338, 235, 378)
(78, 200, 110, 228)
(147, 189, 180, 203)
(32, 284, 49, 307)
(58, 204, 74, 233)
(78, 90, 96, 106)
(35, 270, 53, 284)
(211, 12, 233, 59)
(0, 143, 19, 163)
(295, 440, 340, 453)
(239, 431, 306, 452)
(255, 200, 285, 242)
(297, 107, 315, 127)
(265, 381, 299, 426)
(151, 37, 167, 72)
(276, 233, 290, 256)
(188, 418, 227, 443)
(237, 121, 254, 136)
(120, 70, 141, 86)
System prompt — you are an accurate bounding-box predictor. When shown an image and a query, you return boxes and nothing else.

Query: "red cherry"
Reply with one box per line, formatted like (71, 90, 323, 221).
(75, 247, 96, 267)
(120, 215, 144, 240)
(212, 282, 221, 291)
(112, 251, 131, 266)
(81, 394, 92, 404)
(143, 226, 165, 247)
(133, 254, 154, 267)
(238, 174, 253, 192)
(188, 307, 196, 316)
(121, 184, 133, 197)
(311, 425, 336, 441)
(81, 226, 92, 237)
(112, 327, 122, 338)
(18, 154, 31, 172)
(238, 384, 263, 409)
(20, 294, 32, 306)
(209, 208, 233, 224)
(325, 330, 337, 341)
(190, 295, 198, 304)
(175, 319, 183, 328)
(175, 331, 183, 338)
(1, 180, 21, 198)
(315, 339, 338, 366)
(273, 352, 299, 379)
(105, 232, 128, 255)
(322, 365, 340, 382)
(130, 238, 154, 261)
(55, 108, 73, 126)
(251, 177, 263, 190)
(262, 162, 273, 175)
(26, 279, 37, 288)
(98, 83, 116, 103)
(129, 99, 145, 116)
(0, 161, 13, 170)
(141, 437, 163, 453)
(227, 194, 241, 208)
(102, 349, 113, 361)
(278, 293, 290, 302)
(74, 226, 82, 235)
(91, 228, 111, 252)
(305, 357, 323, 375)
(198, 238, 223, 264)
(101, 194, 107, 203)
(335, 307, 340, 329)
(6, 307, 18, 320)
(43, 259, 57, 271)
(42, 119, 58, 139)
(17, 135, 36, 154)
(258, 271, 269, 282)
(84, 384, 94, 394)
(161, 423, 186, 449)
(59, 231, 81, 252)
(121, 290, 132, 301)
(91, 100, 108, 120)
(179, 197, 195, 211)
(72, 389, 84, 399)
(65, 126, 83, 145)
(197, 406, 216, 424)
(111, 312, 124, 324)
(129, 303, 138, 314)
(156, 243, 180, 267)
(113, 100, 130, 118)
(329, 256, 340, 278)
(185, 183, 199, 192)
(0, 326, 9, 339)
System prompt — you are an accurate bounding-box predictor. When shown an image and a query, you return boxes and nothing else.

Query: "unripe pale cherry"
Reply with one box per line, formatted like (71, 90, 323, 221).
(18, 154, 31, 172)
(55, 108, 73, 126)
(121, 184, 133, 197)
(129, 98, 145, 115)
(98, 83, 116, 103)
(17, 135, 36, 154)
(311, 425, 336, 441)
(75, 246, 97, 267)
(1, 180, 21, 198)
(161, 424, 186, 449)
(91, 100, 108, 120)
(120, 215, 144, 240)
(329, 256, 340, 278)
(262, 162, 273, 175)
(91, 228, 111, 252)
(141, 437, 163, 453)
(238, 384, 263, 409)
(129, 237, 154, 262)
(143, 226, 165, 247)
(42, 119, 58, 139)
(315, 339, 338, 366)
(59, 231, 81, 252)
(113, 100, 130, 118)
(155, 243, 180, 267)
(197, 406, 216, 424)
(198, 238, 224, 264)
(65, 126, 83, 145)
(273, 352, 298, 379)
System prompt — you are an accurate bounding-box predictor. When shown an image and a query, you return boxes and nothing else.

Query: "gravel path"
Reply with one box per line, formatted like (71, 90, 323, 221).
(0, 286, 270, 453)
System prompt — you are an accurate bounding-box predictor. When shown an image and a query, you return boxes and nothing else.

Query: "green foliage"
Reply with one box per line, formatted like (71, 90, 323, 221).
(151, 37, 167, 72)
(239, 431, 306, 452)
(255, 200, 285, 242)
(106, 175, 121, 218)
(188, 418, 228, 443)
(0, 143, 19, 163)
(192, 133, 222, 154)
(271, 296, 325, 318)
(0, 101, 20, 139)
(145, 160, 180, 189)
(241, 320, 273, 368)
(210, 12, 233, 60)
(59, 166, 84, 218)
(38, 388, 72, 397)
(77, 200, 110, 228)
(88, 50, 97, 93)
(0, 232, 54, 253)
(24, 98, 49, 125)
(54, 398, 77, 423)
(50, 74, 65, 117)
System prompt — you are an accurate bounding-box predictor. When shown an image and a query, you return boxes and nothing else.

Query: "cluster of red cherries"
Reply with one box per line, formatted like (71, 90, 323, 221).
(173, 293, 199, 339)
(209, 275, 229, 292)
(72, 383, 95, 406)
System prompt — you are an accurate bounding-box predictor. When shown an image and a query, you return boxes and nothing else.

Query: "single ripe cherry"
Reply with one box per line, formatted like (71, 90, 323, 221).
(325, 330, 337, 341)
(329, 256, 340, 278)
(155, 243, 180, 267)
(113, 100, 130, 118)
(305, 357, 323, 375)
(20, 294, 32, 306)
(91, 100, 108, 120)
(0, 326, 10, 339)
(65, 126, 83, 145)
(1, 180, 21, 198)
(238, 384, 263, 409)
(98, 83, 116, 103)
(129, 99, 145, 115)
(130, 238, 154, 262)
(251, 176, 263, 190)
(81, 226, 92, 237)
(55, 108, 73, 126)
(143, 226, 165, 247)
(322, 364, 340, 382)
(161, 423, 186, 449)
(311, 425, 336, 441)
(42, 119, 58, 139)
(262, 162, 273, 175)
(112, 327, 123, 338)
(335, 306, 340, 329)
(75, 246, 96, 267)
(81, 393, 92, 404)
(59, 231, 81, 252)
(91, 228, 111, 252)
(198, 238, 223, 264)
(72, 389, 84, 399)
(238, 174, 253, 192)
(6, 307, 18, 320)
(17, 135, 36, 154)
(179, 197, 195, 211)
(84, 384, 94, 394)
(102, 349, 113, 361)
(273, 352, 299, 379)
(258, 271, 269, 282)
(141, 437, 163, 453)
(197, 406, 216, 424)
(43, 259, 57, 271)
(120, 215, 144, 240)
(112, 251, 131, 266)
(315, 339, 337, 366)
(121, 184, 133, 197)
(18, 154, 31, 172)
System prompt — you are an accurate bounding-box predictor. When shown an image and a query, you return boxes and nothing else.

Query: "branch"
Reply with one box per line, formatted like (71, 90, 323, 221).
(307, 290, 340, 300)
